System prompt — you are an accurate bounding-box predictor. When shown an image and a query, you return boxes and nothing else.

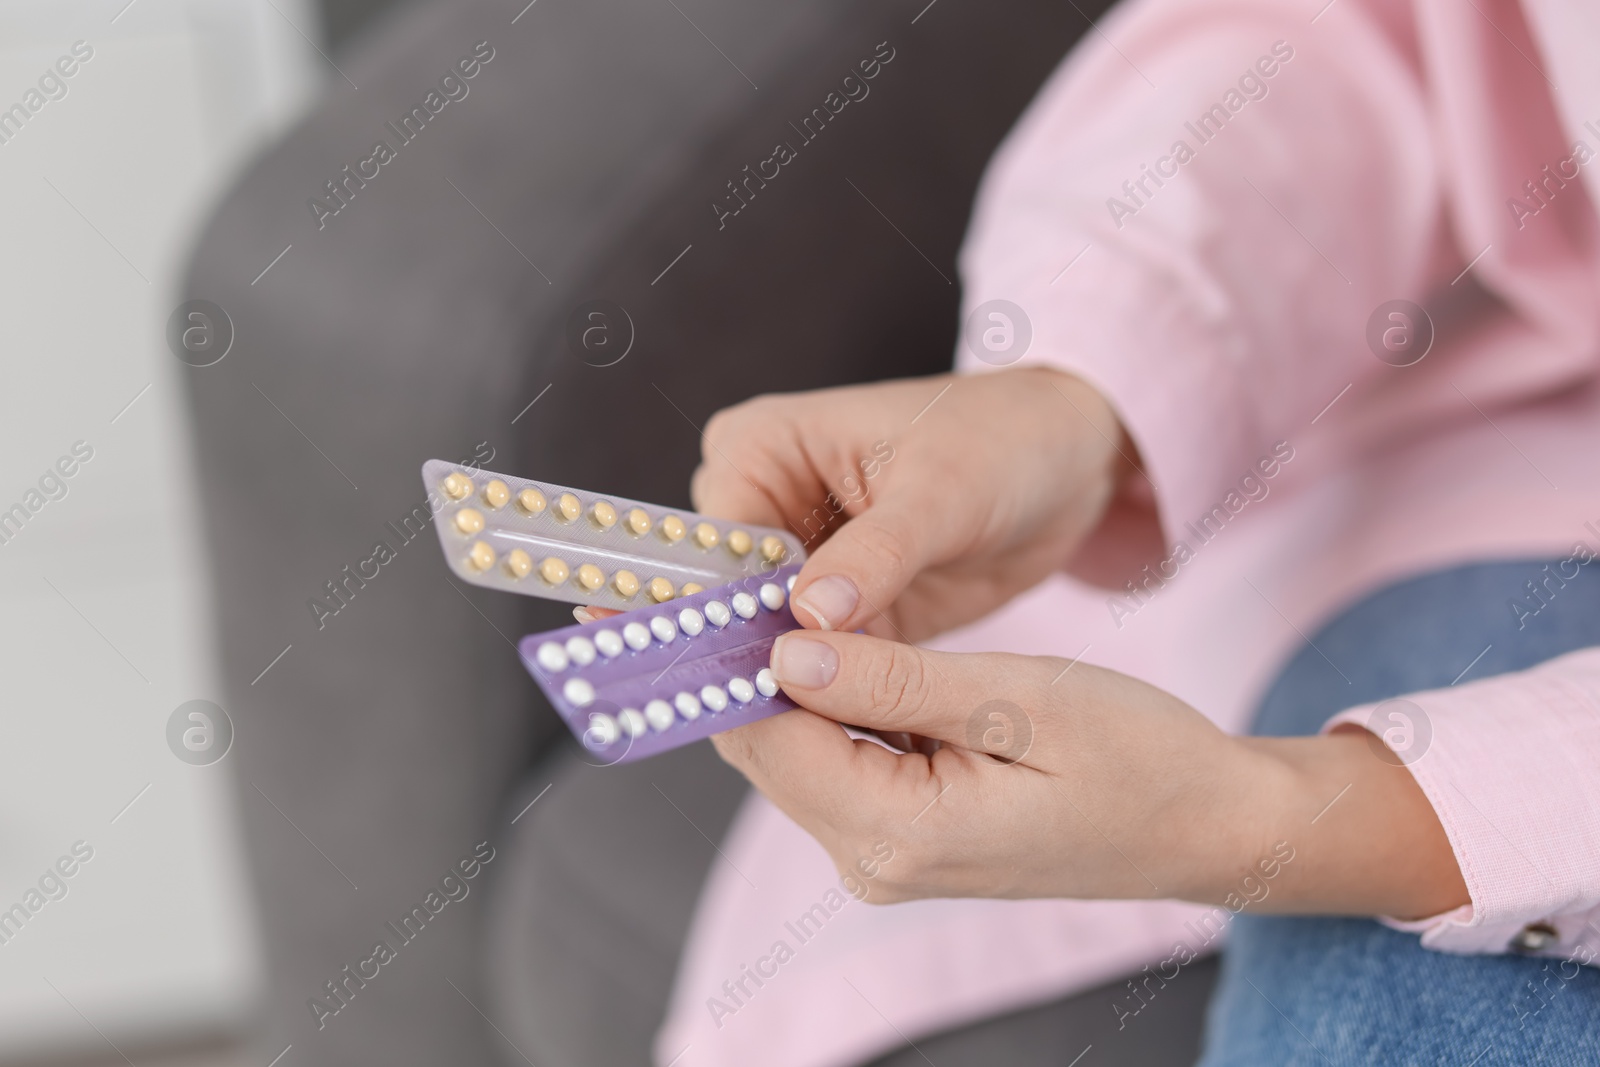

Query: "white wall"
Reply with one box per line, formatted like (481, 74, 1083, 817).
(0, 0, 319, 1058)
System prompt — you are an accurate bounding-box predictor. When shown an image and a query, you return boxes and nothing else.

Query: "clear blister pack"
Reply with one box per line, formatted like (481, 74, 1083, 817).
(519, 565, 803, 763)
(420, 459, 805, 610)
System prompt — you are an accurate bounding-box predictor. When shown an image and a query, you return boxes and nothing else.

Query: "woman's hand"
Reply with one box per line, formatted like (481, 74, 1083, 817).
(713, 630, 1471, 919)
(688, 368, 1131, 642)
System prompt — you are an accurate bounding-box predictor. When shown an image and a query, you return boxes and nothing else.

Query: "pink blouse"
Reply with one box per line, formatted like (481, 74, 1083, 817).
(656, 0, 1600, 1064)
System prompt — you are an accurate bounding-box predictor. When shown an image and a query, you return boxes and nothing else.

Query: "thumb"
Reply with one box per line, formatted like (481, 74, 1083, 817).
(768, 630, 1048, 754)
(789, 490, 946, 633)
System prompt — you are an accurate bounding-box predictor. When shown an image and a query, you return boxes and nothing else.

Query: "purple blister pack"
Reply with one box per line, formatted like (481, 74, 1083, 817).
(520, 564, 804, 763)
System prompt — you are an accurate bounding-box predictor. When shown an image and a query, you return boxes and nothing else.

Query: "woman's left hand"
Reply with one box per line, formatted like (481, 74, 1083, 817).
(712, 630, 1471, 918)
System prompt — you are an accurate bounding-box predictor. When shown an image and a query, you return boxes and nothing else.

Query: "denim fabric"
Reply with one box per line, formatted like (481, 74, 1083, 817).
(1198, 560, 1600, 1066)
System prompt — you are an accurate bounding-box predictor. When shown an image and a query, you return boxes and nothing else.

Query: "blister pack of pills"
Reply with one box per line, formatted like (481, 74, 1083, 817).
(520, 565, 803, 762)
(420, 459, 805, 610)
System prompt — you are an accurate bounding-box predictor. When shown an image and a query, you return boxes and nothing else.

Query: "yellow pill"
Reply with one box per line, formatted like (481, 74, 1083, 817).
(483, 480, 510, 509)
(648, 576, 675, 603)
(692, 522, 719, 549)
(466, 541, 495, 571)
(659, 514, 687, 543)
(681, 583, 705, 595)
(726, 529, 753, 556)
(454, 508, 485, 535)
(555, 493, 582, 522)
(591, 500, 618, 530)
(613, 570, 640, 597)
(443, 472, 474, 500)
(505, 549, 533, 579)
(575, 563, 605, 590)
(759, 536, 787, 563)
(517, 488, 547, 515)
(625, 508, 651, 536)
(540, 557, 570, 584)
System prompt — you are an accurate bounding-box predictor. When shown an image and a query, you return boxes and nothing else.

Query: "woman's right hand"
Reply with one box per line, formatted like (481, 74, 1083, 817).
(686, 367, 1133, 643)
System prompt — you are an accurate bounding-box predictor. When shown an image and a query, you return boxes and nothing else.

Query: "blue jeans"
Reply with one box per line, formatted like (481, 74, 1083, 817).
(1198, 561, 1600, 1066)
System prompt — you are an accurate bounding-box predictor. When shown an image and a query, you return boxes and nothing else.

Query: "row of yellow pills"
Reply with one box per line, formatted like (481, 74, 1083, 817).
(442, 470, 788, 563)
(470, 543, 700, 603)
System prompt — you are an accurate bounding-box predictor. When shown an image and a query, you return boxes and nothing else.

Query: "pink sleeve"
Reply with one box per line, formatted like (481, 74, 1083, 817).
(957, 0, 1443, 579)
(1323, 648, 1600, 965)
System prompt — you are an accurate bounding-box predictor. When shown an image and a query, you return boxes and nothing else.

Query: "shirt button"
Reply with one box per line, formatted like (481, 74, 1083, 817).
(1510, 922, 1559, 953)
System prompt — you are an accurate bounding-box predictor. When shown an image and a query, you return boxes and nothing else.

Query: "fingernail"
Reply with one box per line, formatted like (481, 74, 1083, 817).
(772, 633, 839, 689)
(794, 575, 858, 631)
(573, 606, 595, 624)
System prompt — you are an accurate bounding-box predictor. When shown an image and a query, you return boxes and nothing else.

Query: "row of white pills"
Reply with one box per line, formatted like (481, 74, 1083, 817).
(534, 580, 789, 678)
(581, 668, 783, 747)
(534, 579, 792, 744)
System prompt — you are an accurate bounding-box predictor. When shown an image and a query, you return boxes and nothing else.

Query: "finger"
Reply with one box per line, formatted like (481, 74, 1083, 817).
(574, 606, 623, 624)
(690, 406, 812, 531)
(690, 458, 791, 529)
(710, 705, 929, 833)
(768, 630, 1051, 745)
(788, 489, 948, 633)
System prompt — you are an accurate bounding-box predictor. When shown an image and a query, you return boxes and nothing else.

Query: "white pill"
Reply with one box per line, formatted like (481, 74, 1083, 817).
(565, 635, 597, 667)
(623, 622, 652, 651)
(732, 592, 759, 619)
(584, 712, 619, 748)
(645, 699, 675, 732)
(650, 615, 678, 643)
(594, 629, 624, 659)
(563, 677, 596, 707)
(728, 677, 755, 704)
(535, 641, 569, 673)
(673, 691, 702, 721)
(755, 668, 779, 697)
(678, 607, 706, 637)
(759, 583, 785, 611)
(704, 601, 732, 628)
(700, 685, 729, 713)
(786, 574, 797, 594)
(618, 708, 648, 738)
